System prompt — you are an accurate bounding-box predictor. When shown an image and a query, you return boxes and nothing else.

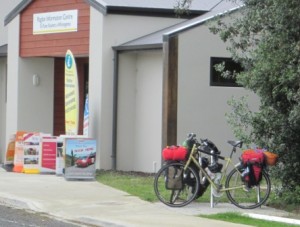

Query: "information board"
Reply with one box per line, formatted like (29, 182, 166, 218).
(64, 138, 96, 180)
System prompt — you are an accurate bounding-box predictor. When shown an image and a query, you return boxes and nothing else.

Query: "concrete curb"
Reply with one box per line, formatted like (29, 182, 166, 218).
(244, 213, 300, 225)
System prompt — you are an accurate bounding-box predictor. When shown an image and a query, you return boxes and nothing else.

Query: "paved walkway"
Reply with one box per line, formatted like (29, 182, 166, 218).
(0, 167, 299, 227)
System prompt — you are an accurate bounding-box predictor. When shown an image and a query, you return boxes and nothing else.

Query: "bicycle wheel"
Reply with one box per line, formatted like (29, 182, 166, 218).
(225, 167, 271, 209)
(154, 162, 200, 207)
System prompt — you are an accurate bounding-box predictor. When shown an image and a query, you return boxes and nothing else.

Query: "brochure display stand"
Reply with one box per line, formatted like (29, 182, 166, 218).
(40, 136, 58, 174)
(56, 137, 64, 176)
(64, 138, 96, 180)
(23, 132, 41, 174)
(5, 129, 96, 181)
(13, 131, 27, 173)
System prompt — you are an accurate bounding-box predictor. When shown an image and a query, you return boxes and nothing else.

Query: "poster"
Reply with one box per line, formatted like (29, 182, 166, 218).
(23, 133, 41, 174)
(64, 138, 96, 180)
(64, 49, 79, 135)
(40, 136, 57, 174)
(58, 135, 86, 175)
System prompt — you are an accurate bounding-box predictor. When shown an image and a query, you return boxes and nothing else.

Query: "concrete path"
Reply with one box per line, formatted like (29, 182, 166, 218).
(0, 167, 298, 227)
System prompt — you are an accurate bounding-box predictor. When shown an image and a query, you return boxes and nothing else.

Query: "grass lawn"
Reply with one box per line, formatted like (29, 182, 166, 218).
(96, 170, 157, 202)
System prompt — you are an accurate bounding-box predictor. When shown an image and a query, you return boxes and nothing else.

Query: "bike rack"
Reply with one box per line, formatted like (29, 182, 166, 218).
(210, 185, 214, 208)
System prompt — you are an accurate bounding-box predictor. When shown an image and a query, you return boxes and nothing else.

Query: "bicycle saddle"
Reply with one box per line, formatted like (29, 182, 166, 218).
(227, 140, 243, 148)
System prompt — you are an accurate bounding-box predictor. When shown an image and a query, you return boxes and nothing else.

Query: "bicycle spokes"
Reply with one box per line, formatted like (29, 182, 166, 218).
(225, 168, 271, 209)
(154, 163, 200, 207)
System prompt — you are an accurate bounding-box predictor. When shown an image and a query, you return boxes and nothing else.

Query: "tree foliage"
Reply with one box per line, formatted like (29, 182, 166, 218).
(174, 0, 192, 15)
(210, 0, 300, 197)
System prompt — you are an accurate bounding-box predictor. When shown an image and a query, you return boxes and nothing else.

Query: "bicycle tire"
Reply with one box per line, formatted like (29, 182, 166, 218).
(225, 167, 271, 209)
(154, 162, 200, 207)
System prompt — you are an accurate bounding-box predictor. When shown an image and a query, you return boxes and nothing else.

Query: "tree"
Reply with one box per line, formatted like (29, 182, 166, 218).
(209, 0, 300, 201)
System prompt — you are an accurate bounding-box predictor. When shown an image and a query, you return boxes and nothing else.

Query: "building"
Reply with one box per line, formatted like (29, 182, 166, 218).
(0, 0, 23, 166)
(1, 0, 258, 173)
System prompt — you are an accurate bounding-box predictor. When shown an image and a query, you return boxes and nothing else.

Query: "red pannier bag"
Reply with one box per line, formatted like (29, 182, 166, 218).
(242, 149, 265, 164)
(162, 146, 188, 161)
(241, 149, 265, 186)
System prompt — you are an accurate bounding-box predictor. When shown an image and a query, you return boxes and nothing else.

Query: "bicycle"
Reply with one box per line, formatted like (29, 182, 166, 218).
(154, 133, 271, 209)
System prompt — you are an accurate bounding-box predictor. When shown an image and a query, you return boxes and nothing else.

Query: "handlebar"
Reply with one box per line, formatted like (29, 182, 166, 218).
(186, 133, 243, 149)
(187, 133, 196, 141)
(185, 133, 243, 160)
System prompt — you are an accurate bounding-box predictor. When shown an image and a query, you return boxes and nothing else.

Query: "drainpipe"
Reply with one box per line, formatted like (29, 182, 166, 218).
(111, 49, 119, 170)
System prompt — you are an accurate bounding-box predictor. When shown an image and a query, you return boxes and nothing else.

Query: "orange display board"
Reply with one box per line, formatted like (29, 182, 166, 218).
(13, 131, 27, 173)
(5, 134, 16, 165)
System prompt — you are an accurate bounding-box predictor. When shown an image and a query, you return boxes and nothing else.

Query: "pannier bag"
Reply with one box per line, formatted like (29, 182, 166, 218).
(165, 165, 183, 190)
(242, 149, 265, 164)
(263, 151, 278, 166)
(241, 149, 265, 187)
(187, 159, 210, 199)
(162, 146, 188, 161)
(196, 178, 210, 198)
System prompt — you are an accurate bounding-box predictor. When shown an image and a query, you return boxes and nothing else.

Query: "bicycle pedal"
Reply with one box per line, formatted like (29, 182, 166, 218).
(215, 184, 222, 191)
(243, 185, 250, 192)
(212, 185, 223, 197)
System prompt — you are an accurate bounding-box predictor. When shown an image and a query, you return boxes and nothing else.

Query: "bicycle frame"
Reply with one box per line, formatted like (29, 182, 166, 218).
(184, 143, 245, 192)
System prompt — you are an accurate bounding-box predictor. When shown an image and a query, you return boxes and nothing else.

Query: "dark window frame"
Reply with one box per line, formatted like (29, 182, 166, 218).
(210, 57, 243, 87)
(84, 63, 89, 97)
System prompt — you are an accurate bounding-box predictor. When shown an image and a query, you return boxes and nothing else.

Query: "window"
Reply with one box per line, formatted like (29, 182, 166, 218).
(210, 57, 243, 87)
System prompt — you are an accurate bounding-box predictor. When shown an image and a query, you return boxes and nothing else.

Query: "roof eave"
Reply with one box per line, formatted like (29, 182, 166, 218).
(163, 6, 241, 41)
(85, 0, 107, 15)
(4, 0, 32, 26)
(107, 7, 206, 19)
(113, 43, 162, 52)
(4, 0, 207, 26)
